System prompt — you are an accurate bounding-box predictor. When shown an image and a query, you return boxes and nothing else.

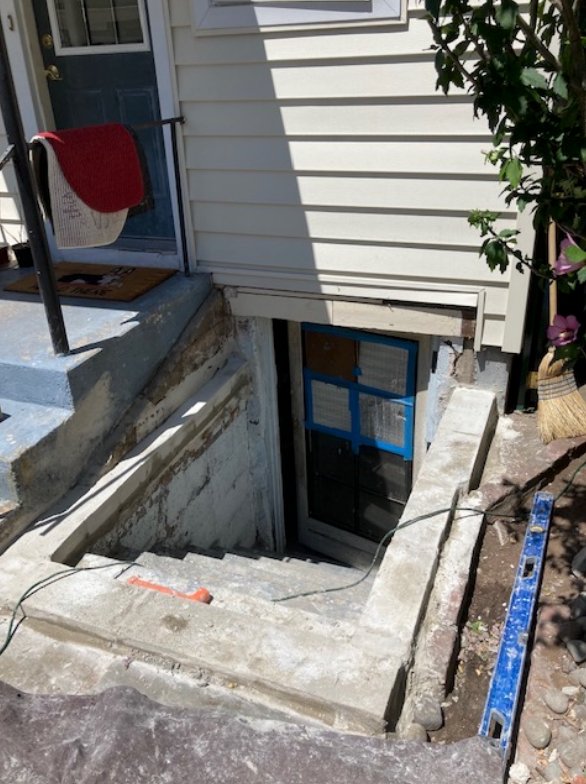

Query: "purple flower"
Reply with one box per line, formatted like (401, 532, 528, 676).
(555, 235, 585, 275)
(547, 314, 580, 346)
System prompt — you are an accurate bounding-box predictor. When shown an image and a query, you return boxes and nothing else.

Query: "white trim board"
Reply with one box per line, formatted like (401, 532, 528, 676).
(226, 289, 481, 344)
(192, 0, 405, 34)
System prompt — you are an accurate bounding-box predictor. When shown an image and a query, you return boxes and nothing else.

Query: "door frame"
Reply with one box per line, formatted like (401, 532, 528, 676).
(289, 320, 429, 568)
(2, 0, 195, 270)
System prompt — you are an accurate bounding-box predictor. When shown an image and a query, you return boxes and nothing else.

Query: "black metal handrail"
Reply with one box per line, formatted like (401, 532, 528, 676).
(0, 15, 69, 355)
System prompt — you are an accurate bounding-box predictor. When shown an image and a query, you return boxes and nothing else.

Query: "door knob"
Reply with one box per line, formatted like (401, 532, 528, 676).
(44, 65, 62, 81)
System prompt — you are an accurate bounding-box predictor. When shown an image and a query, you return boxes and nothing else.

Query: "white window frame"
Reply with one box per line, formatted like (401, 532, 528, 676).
(47, 0, 150, 56)
(192, 0, 404, 34)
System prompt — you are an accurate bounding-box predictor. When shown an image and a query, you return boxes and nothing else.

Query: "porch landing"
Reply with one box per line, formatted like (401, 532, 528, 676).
(0, 263, 211, 548)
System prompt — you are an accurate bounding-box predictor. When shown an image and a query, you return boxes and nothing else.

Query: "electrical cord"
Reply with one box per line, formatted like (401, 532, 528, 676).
(0, 561, 136, 658)
(2, 453, 586, 649)
(273, 452, 586, 603)
(272, 505, 520, 603)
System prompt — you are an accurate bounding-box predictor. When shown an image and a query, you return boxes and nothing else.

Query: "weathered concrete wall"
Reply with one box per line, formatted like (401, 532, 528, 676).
(93, 382, 258, 555)
(89, 314, 282, 557)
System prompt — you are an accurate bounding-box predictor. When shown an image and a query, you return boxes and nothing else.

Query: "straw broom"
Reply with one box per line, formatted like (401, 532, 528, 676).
(537, 222, 586, 443)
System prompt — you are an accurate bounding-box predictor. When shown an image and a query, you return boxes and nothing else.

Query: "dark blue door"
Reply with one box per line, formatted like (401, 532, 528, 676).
(31, 0, 175, 250)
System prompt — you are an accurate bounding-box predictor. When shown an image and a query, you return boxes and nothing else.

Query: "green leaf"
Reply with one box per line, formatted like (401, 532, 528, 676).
(495, 0, 518, 31)
(577, 265, 586, 284)
(484, 239, 509, 272)
(552, 73, 569, 100)
(520, 68, 548, 90)
(566, 245, 586, 263)
(500, 157, 523, 188)
(498, 228, 519, 240)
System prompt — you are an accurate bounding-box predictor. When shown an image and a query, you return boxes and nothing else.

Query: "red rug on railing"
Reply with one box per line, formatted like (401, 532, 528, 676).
(37, 123, 144, 212)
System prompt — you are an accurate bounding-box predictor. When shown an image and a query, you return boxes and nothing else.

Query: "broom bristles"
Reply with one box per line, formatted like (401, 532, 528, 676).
(537, 348, 586, 443)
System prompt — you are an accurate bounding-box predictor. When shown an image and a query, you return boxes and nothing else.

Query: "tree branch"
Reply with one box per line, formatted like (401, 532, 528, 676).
(516, 15, 561, 71)
(426, 16, 480, 90)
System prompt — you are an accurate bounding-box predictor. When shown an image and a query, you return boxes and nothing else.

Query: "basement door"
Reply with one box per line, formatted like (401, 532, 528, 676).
(297, 324, 417, 565)
(31, 0, 175, 251)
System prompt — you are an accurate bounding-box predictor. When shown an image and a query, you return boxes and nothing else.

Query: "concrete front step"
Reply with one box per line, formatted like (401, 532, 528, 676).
(0, 272, 210, 409)
(78, 552, 357, 639)
(0, 273, 212, 546)
(0, 398, 71, 504)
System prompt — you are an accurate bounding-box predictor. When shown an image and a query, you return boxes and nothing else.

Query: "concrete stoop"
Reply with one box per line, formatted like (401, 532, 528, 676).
(0, 385, 498, 734)
(0, 272, 213, 549)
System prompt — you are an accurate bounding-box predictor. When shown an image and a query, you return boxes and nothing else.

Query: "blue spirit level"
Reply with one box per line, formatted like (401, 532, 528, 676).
(479, 491, 554, 763)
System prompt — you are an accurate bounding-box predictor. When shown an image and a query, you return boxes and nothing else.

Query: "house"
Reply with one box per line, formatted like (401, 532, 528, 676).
(0, 0, 534, 733)
(0, 0, 533, 566)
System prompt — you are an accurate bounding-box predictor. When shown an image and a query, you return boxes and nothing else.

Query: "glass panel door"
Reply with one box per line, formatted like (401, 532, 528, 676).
(302, 324, 417, 546)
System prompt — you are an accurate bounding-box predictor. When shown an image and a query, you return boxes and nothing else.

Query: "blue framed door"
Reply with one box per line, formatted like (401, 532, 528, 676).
(31, 0, 175, 250)
(300, 324, 417, 551)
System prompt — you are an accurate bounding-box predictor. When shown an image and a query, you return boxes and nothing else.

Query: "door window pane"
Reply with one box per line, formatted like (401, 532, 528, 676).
(54, 0, 144, 47)
(309, 431, 354, 485)
(309, 476, 355, 532)
(357, 491, 403, 541)
(359, 341, 409, 395)
(359, 445, 410, 502)
(305, 330, 356, 382)
(359, 393, 406, 447)
(311, 380, 351, 433)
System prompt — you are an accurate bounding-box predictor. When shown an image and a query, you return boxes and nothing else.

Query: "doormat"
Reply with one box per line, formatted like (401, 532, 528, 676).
(4, 262, 176, 302)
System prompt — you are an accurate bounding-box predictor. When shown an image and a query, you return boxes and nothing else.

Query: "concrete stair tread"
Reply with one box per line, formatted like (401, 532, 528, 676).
(218, 547, 370, 581)
(180, 549, 372, 596)
(144, 551, 370, 623)
(77, 553, 358, 637)
(179, 551, 372, 611)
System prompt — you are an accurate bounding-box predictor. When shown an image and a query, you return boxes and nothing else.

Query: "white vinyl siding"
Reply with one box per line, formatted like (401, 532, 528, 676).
(170, 0, 529, 350)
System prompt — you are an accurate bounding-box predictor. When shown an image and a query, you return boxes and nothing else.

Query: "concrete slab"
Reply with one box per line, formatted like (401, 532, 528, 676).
(0, 617, 317, 722)
(3, 565, 395, 732)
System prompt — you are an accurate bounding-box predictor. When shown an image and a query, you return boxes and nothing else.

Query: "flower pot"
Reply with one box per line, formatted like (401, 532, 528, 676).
(12, 243, 33, 268)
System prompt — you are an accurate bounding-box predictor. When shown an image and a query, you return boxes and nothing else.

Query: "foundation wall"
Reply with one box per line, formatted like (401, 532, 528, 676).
(89, 315, 282, 558)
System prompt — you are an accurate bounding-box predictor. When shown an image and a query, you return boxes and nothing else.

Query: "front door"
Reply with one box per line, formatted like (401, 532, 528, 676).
(296, 324, 417, 566)
(31, 0, 175, 251)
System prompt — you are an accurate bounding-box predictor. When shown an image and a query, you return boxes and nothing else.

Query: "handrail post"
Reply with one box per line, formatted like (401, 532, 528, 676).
(0, 15, 69, 356)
